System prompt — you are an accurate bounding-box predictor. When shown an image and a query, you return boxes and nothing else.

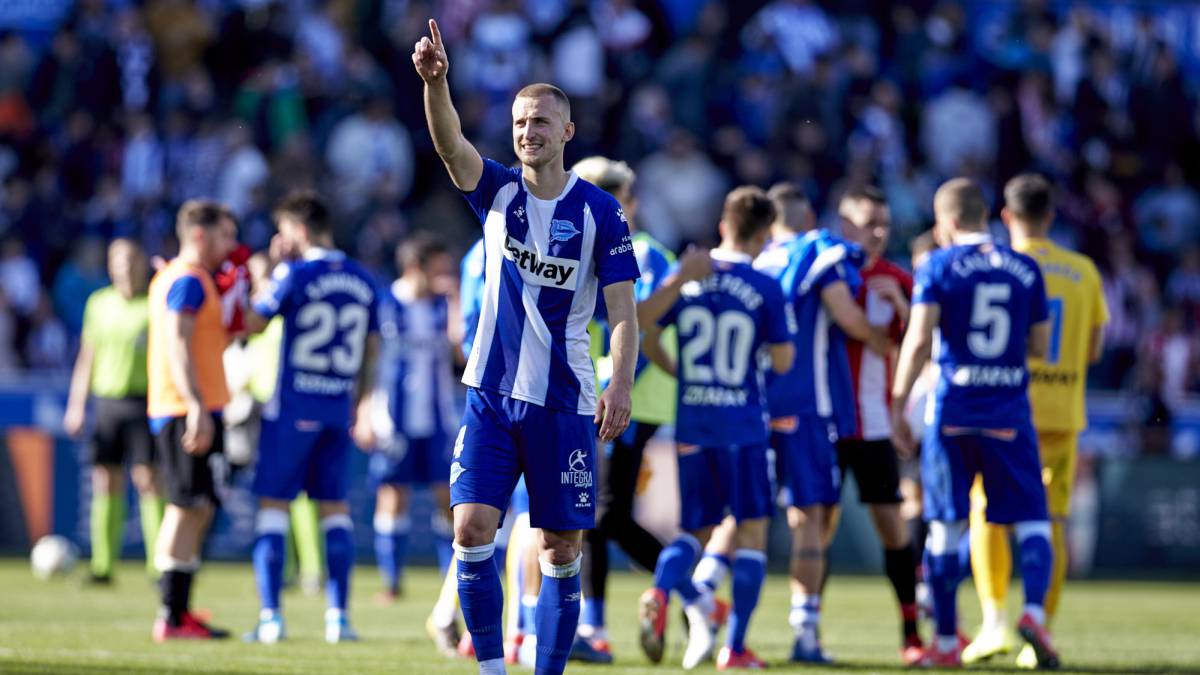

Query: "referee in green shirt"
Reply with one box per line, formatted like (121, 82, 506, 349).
(64, 238, 165, 583)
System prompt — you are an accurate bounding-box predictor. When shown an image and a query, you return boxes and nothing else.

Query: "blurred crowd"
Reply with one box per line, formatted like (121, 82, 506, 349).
(0, 0, 1198, 412)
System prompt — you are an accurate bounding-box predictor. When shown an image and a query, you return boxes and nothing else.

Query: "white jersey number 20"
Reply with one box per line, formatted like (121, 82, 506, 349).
(678, 306, 755, 386)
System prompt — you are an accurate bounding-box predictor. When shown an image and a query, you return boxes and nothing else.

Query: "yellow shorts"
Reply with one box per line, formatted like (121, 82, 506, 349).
(970, 430, 1077, 519)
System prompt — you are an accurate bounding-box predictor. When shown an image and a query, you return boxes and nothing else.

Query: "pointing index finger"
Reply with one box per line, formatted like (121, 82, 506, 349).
(429, 18, 442, 47)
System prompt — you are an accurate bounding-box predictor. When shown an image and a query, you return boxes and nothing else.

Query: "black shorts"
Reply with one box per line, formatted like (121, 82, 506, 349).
(836, 438, 903, 504)
(92, 397, 153, 467)
(154, 413, 225, 508)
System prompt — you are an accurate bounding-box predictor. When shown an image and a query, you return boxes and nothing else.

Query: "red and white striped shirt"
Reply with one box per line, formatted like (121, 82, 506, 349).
(846, 258, 912, 441)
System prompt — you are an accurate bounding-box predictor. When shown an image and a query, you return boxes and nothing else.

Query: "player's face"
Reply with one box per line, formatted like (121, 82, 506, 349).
(422, 252, 455, 292)
(512, 95, 574, 169)
(108, 241, 147, 295)
(841, 201, 890, 259)
(199, 217, 238, 270)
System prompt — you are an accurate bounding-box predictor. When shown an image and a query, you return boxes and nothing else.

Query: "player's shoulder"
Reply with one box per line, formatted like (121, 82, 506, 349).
(482, 157, 522, 183)
(574, 177, 625, 222)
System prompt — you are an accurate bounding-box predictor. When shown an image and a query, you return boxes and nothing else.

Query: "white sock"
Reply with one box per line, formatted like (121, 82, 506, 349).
(479, 656, 507, 674)
(1023, 604, 1046, 626)
(982, 606, 1007, 631)
(789, 592, 820, 639)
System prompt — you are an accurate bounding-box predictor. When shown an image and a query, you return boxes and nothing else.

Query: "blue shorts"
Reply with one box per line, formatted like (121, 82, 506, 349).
(369, 433, 451, 488)
(450, 388, 597, 531)
(253, 416, 351, 502)
(922, 420, 1048, 524)
(772, 415, 841, 508)
(676, 442, 773, 532)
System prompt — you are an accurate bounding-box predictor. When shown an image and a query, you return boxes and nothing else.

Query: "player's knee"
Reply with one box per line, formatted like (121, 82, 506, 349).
(453, 516, 494, 547)
(130, 466, 157, 496)
(539, 530, 583, 565)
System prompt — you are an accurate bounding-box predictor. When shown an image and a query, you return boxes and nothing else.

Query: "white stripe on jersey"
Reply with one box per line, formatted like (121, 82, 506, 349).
(514, 282, 550, 403)
(464, 182, 519, 380)
(814, 306, 832, 417)
(569, 204, 600, 414)
(799, 244, 847, 293)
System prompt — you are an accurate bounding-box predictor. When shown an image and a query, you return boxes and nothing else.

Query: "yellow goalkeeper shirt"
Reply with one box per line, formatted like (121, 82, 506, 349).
(1014, 237, 1108, 433)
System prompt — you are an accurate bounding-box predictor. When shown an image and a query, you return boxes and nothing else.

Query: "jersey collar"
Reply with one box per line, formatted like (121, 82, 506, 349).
(954, 232, 992, 246)
(303, 246, 345, 261)
(523, 171, 579, 202)
(710, 248, 753, 264)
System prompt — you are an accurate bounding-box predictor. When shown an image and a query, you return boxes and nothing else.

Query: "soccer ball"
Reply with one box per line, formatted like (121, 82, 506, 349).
(30, 535, 78, 580)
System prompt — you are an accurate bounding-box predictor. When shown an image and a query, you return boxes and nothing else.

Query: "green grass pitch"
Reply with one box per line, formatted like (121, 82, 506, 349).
(0, 560, 1197, 673)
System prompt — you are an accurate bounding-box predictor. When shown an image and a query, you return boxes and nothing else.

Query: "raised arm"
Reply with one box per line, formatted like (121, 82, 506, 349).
(413, 18, 483, 191)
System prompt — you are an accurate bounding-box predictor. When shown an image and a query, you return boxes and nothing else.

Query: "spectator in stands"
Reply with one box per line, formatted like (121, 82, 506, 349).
(325, 93, 414, 219)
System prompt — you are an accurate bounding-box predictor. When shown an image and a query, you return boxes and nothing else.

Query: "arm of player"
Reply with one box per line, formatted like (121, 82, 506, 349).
(890, 301, 939, 457)
(352, 334, 381, 451)
(414, 19, 483, 192)
(641, 321, 675, 376)
(1088, 325, 1105, 364)
(597, 281, 637, 442)
(768, 342, 795, 375)
(821, 281, 890, 356)
(635, 247, 711, 328)
(63, 340, 94, 438)
(165, 310, 214, 456)
(1027, 319, 1051, 359)
(868, 275, 910, 326)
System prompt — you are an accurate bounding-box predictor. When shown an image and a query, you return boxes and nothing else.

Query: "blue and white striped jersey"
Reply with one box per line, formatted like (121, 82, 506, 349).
(755, 231, 864, 436)
(374, 281, 458, 440)
(461, 159, 640, 415)
(253, 248, 380, 426)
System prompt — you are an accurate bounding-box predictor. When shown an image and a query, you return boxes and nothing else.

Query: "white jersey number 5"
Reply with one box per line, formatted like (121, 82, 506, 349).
(968, 283, 1011, 359)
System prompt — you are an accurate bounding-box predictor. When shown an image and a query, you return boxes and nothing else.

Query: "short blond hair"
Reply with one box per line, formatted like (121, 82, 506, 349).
(934, 178, 988, 227)
(515, 82, 571, 121)
(572, 156, 635, 195)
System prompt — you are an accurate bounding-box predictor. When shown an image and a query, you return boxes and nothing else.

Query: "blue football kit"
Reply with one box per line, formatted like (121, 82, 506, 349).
(251, 248, 379, 502)
(755, 230, 863, 508)
(451, 159, 640, 531)
(914, 232, 1050, 524)
(459, 237, 485, 360)
(369, 283, 458, 488)
(660, 249, 793, 530)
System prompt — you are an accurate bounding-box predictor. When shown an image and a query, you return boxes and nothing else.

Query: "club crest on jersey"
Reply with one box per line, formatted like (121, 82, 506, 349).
(504, 236, 579, 290)
(549, 219, 579, 242)
(561, 448, 592, 488)
(514, 205, 526, 223)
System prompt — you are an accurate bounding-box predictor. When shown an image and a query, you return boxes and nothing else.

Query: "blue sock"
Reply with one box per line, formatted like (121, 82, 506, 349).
(926, 521, 965, 640)
(956, 525, 973, 585)
(654, 535, 701, 602)
(253, 509, 289, 612)
(581, 597, 604, 629)
(535, 556, 582, 675)
(455, 543, 504, 662)
(432, 510, 455, 575)
(323, 515, 354, 612)
(520, 595, 538, 635)
(1015, 521, 1052, 612)
(373, 514, 410, 593)
(729, 549, 766, 653)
